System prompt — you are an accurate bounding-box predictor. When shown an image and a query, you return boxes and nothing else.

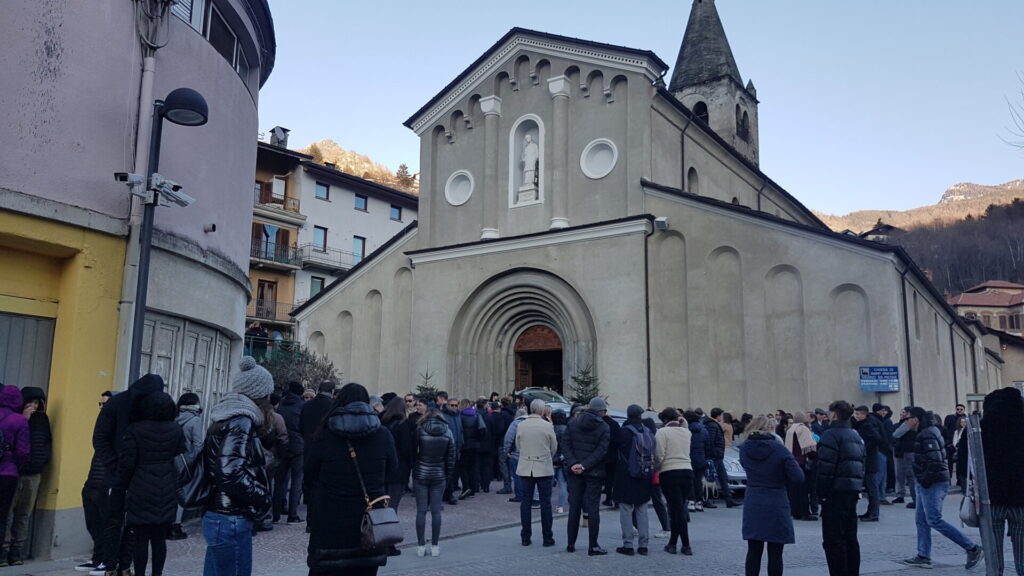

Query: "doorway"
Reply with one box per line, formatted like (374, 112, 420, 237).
(514, 325, 563, 393)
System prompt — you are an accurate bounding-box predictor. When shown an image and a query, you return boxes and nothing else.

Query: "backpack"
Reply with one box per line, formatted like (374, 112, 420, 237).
(624, 424, 656, 481)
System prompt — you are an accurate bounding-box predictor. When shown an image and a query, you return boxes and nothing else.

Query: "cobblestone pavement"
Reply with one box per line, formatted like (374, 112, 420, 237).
(5, 491, 1010, 576)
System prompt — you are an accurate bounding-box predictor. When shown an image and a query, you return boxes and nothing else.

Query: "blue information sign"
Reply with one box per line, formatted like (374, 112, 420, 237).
(859, 366, 900, 392)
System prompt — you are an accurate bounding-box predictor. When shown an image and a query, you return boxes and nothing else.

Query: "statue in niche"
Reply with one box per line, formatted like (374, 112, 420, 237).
(518, 133, 539, 202)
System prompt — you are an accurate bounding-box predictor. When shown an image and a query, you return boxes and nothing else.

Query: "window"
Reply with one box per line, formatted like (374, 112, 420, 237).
(313, 226, 327, 251)
(171, 0, 205, 31)
(206, 6, 236, 66)
(693, 101, 709, 124)
(390, 205, 402, 221)
(353, 236, 366, 265)
(354, 194, 368, 211)
(235, 44, 249, 81)
(1000, 315, 1008, 330)
(310, 276, 325, 298)
(315, 182, 330, 200)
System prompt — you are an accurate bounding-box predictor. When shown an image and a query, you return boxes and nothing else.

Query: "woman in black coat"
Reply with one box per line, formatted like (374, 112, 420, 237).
(305, 383, 397, 576)
(739, 416, 804, 576)
(118, 391, 185, 576)
(380, 396, 415, 511)
(983, 387, 1024, 576)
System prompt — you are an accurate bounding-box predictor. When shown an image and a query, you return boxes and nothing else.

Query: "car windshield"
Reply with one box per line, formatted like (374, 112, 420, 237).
(520, 389, 568, 403)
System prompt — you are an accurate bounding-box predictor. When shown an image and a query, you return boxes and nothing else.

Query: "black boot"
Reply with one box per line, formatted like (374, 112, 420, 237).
(168, 524, 188, 540)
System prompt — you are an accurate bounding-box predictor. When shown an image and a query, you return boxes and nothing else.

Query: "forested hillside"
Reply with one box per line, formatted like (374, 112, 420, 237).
(898, 199, 1024, 294)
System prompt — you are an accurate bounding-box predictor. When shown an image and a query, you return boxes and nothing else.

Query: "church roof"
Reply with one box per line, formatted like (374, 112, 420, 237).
(669, 0, 744, 92)
(404, 27, 668, 133)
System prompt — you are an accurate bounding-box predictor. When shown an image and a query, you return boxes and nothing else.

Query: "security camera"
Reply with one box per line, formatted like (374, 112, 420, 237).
(150, 173, 195, 207)
(114, 172, 146, 185)
(654, 216, 670, 231)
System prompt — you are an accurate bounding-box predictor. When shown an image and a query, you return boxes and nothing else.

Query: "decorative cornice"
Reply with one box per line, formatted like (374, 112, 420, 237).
(409, 218, 651, 266)
(409, 34, 663, 135)
(253, 203, 307, 227)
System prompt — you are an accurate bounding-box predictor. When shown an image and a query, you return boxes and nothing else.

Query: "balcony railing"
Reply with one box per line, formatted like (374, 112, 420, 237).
(243, 335, 300, 361)
(250, 241, 300, 266)
(297, 243, 361, 270)
(246, 299, 296, 324)
(254, 187, 300, 212)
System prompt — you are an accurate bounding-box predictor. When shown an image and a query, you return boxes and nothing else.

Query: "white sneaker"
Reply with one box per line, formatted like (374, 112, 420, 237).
(556, 506, 564, 514)
(88, 566, 108, 576)
(430, 545, 440, 557)
(77, 563, 100, 573)
(654, 530, 671, 539)
(417, 546, 426, 557)
(687, 502, 696, 512)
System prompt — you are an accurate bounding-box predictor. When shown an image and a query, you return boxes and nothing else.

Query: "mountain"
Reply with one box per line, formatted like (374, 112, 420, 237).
(814, 180, 1024, 233)
(301, 139, 419, 195)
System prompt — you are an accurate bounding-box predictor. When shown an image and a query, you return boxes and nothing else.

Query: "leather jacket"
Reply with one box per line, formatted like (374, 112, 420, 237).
(912, 421, 949, 488)
(413, 416, 456, 483)
(203, 414, 271, 520)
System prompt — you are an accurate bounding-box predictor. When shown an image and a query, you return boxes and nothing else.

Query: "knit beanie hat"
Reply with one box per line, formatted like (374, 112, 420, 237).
(588, 397, 608, 412)
(232, 356, 274, 400)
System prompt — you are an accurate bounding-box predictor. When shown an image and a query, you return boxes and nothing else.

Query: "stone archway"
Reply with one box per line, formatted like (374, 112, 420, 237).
(447, 268, 596, 398)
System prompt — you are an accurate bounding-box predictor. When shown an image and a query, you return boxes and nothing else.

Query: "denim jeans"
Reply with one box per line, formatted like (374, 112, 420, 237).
(876, 454, 888, 499)
(510, 457, 525, 500)
(520, 476, 553, 542)
(914, 481, 975, 559)
(554, 467, 568, 509)
(203, 512, 253, 576)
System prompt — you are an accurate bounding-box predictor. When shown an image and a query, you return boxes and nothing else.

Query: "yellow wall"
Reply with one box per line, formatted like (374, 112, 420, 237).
(249, 267, 296, 306)
(0, 211, 125, 511)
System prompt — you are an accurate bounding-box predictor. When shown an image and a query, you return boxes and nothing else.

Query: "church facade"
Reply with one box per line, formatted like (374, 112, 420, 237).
(293, 1, 1002, 412)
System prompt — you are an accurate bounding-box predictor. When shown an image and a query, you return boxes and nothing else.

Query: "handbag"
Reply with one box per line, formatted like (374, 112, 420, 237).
(959, 439, 980, 528)
(176, 452, 209, 509)
(347, 441, 404, 551)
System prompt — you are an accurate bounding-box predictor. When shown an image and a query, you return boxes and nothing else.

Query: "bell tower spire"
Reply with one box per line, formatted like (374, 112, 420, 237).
(670, 0, 759, 165)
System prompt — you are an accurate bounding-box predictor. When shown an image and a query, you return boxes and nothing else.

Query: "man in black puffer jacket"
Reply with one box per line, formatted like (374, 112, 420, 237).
(816, 401, 865, 576)
(900, 407, 982, 570)
(562, 397, 610, 555)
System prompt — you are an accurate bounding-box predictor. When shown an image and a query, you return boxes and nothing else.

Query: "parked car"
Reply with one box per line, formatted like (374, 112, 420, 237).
(514, 388, 627, 424)
(722, 446, 747, 493)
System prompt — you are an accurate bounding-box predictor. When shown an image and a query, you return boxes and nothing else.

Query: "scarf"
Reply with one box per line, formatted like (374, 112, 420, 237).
(208, 393, 263, 427)
(785, 422, 816, 455)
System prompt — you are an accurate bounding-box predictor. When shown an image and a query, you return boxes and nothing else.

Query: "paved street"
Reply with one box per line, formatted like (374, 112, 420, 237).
(2, 491, 1008, 576)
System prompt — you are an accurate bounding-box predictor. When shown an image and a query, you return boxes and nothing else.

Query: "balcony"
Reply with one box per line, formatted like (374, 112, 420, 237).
(246, 299, 296, 324)
(297, 243, 361, 271)
(254, 185, 300, 212)
(250, 240, 300, 269)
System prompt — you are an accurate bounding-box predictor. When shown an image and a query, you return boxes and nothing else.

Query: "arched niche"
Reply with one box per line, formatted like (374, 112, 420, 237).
(508, 114, 544, 208)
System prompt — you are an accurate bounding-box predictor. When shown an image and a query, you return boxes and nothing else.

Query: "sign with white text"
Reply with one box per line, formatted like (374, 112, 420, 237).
(859, 366, 900, 392)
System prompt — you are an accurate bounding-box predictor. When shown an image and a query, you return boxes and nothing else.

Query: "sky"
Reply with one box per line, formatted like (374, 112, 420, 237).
(258, 0, 1023, 216)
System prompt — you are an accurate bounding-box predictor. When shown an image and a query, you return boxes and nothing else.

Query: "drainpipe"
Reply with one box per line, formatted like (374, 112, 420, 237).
(898, 265, 916, 406)
(114, 52, 158, 390)
(756, 181, 767, 212)
(948, 320, 959, 403)
(643, 218, 655, 408)
(679, 116, 694, 191)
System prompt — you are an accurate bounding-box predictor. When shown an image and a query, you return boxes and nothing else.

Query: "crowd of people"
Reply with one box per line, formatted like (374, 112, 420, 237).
(59, 356, 1024, 576)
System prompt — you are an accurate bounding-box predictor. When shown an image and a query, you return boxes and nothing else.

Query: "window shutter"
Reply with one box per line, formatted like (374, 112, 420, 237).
(171, 0, 193, 23)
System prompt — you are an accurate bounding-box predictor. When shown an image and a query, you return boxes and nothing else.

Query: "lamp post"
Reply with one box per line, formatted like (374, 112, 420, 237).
(127, 87, 209, 382)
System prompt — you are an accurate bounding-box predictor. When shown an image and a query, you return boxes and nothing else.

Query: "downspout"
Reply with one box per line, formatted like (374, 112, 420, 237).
(948, 321, 959, 403)
(756, 181, 767, 212)
(899, 265, 916, 406)
(114, 1, 170, 390)
(643, 218, 655, 408)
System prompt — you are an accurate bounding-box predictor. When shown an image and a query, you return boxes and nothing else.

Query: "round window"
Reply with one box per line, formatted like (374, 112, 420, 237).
(580, 138, 618, 179)
(445, 170, 474, 206)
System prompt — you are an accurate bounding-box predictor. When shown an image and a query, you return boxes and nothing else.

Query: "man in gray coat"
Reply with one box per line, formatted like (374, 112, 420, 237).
(515, 399, 558, 547)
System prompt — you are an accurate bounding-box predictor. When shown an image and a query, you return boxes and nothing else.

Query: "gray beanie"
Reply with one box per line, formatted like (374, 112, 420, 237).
(232, 356, 274, 400)
(588, 397, 608, 412)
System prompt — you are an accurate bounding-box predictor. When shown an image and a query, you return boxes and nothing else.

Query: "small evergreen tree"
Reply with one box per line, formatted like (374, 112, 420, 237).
(396, 163, 415, 190)
(415, 369, 439, 402)
(568, 364, 602, 405)
(258, 346, 339, 390)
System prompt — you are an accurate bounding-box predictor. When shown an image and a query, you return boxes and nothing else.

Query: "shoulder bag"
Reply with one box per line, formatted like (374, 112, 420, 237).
(348, 441, 404, 551)
(959, 438, 980, 528)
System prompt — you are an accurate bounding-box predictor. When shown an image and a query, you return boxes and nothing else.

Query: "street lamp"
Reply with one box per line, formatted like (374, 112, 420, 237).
(127, 88, 209, 382)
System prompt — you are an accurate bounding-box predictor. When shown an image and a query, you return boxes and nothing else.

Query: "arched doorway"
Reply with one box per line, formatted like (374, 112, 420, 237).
(514, 325, 563, 393)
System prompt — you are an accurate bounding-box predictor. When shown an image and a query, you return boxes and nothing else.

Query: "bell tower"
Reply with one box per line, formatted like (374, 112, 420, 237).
(669, 0, 759, 165)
